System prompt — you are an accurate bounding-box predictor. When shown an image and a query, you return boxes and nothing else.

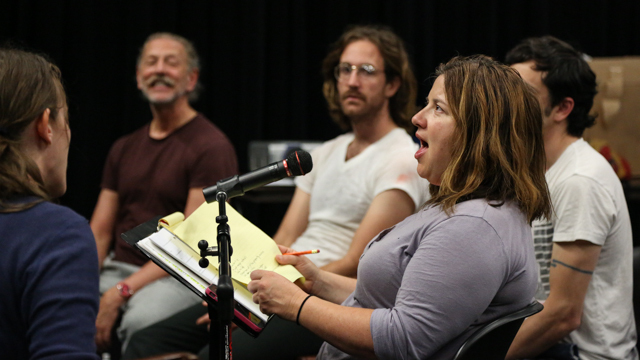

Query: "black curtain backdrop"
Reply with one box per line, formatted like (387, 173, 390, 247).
(2, 0, 640, 221)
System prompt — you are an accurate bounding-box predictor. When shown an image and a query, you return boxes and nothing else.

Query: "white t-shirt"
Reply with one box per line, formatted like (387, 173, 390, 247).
(292, 128, 430, 267)
(532, 138, 637, 360)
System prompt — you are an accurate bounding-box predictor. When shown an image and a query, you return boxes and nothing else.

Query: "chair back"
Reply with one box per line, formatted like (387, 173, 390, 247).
(633, 247, 640, 350)
(454, 301, 544, 360)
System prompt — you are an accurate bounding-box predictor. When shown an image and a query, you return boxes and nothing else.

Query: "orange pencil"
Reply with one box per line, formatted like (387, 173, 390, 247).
(286, 249, 321, 256)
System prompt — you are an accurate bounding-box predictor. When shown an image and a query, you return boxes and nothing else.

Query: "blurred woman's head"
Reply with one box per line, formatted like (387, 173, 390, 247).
(0, 48, 69, 212)
(412, 55, 551, 223)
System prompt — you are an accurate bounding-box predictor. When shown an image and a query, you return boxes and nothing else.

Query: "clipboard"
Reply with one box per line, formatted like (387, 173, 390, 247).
(121, 217, 270, 337)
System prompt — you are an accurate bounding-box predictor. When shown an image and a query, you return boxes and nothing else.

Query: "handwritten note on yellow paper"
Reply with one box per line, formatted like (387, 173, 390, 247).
(162, 202, 302, 285)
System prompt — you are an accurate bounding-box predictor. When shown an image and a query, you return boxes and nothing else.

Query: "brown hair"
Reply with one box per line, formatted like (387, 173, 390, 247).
(0, 48, 66, 212)
(426, 55, 552, 223)
(321, 24, 417, 132)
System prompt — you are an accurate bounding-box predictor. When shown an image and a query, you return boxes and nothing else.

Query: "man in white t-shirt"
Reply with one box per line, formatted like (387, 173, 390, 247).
(505, 36, 637, 360)
(274, 25, 429, 277)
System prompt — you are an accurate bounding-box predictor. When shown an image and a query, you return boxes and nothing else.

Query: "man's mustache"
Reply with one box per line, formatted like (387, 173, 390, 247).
(341, 91, 365, 101)
(146, 75, 175, 87)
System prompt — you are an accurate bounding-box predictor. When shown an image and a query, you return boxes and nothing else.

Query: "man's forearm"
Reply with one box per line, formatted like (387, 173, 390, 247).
(508, 241, 601, 359)
(273, 232, 297, 247)
(321, 257, 358, 278)
(94, 234, 112, 269)
(119, 261, 169, 293)
(90, 188, 120, 269)
(507, 304, 580, 359)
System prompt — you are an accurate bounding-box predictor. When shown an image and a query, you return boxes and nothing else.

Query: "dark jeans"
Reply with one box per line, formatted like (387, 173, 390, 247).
(531, 343, 580, 360)
(123, 303, 324, 360)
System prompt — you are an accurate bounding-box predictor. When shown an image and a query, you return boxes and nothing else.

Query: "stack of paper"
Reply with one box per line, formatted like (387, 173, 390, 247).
(137, 201, 303, 322)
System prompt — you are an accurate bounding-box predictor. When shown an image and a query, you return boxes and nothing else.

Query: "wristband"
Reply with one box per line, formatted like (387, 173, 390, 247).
(296, 294, 313, 326)
(116, 282, 134, 300)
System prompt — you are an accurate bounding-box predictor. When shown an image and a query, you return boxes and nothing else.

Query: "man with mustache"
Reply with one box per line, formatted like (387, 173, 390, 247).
(90, 32, 238, 356)
(122, 25, 429, 360)
(274, 25, 430, 277)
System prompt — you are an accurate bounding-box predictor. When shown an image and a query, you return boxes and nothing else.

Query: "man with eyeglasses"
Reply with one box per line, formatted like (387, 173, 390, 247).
(122, 25, 429, 360)
(273, 24, 429, 277)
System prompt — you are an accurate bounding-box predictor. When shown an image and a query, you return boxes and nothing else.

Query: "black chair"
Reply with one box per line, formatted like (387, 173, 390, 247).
(454, 301, 544, 360)
(633, 247, 640, 350)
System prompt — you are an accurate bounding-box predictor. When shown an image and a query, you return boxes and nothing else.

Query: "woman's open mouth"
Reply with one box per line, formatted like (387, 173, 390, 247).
(415, 138, 428, 159)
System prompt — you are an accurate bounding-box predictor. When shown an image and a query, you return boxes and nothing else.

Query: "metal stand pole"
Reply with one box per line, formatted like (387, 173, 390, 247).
(199, 191, 234, 360)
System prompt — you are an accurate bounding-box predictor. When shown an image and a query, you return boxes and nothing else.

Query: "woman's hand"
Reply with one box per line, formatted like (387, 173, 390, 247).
(275, 245, 323, 295)
(246, 245, 334, 321)
(248, 269, 308, 321)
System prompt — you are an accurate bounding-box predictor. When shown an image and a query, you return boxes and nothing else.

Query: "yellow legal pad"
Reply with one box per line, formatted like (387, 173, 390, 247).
(159, 201, 302, 286)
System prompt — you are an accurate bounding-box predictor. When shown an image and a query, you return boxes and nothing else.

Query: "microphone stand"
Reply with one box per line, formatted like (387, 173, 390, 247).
(198, 191, 234, 360)
(196, 151, 312, 359)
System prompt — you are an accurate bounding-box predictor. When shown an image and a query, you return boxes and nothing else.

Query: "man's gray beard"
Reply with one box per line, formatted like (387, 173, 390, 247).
(140, 89, 187, 105)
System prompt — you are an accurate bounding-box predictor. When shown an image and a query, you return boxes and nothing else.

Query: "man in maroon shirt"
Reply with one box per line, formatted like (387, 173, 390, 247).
(90, 32, 238, 355)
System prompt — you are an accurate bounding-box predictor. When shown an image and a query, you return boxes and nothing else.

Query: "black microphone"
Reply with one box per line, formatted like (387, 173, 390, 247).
(203, 150, 313, 203)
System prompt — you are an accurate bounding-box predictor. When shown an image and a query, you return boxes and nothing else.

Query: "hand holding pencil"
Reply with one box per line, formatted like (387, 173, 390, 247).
(274, 245, 320, 295)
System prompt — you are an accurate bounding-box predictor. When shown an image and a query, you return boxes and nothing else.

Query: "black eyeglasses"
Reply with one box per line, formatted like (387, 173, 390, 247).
(334, 63, 380, 82)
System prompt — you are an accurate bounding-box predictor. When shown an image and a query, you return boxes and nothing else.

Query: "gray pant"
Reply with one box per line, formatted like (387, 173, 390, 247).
(100, 256, 202, 353)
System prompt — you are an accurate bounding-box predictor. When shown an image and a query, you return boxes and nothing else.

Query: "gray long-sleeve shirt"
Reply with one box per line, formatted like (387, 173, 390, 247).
(317, 199, 537, 360)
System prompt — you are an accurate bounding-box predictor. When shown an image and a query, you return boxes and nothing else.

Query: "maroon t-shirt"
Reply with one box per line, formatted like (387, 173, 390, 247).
(101, 114, 238, 266)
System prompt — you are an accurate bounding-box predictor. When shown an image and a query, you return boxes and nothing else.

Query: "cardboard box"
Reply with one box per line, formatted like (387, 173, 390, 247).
(585, 56, 640, 177)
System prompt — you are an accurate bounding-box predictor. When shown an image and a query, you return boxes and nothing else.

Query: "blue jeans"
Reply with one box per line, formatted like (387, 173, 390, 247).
(532, 343, 580, 360)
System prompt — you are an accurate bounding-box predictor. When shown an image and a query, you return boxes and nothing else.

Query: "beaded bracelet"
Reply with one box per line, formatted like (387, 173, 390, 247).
(296, 294, 314, 326)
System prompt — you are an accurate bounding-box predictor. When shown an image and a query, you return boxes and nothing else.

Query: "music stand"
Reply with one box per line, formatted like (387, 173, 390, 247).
(197, 191, 234, 360)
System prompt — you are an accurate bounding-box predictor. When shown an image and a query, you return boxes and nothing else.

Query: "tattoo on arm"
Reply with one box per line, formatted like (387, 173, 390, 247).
(551, 259, 594, 275)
